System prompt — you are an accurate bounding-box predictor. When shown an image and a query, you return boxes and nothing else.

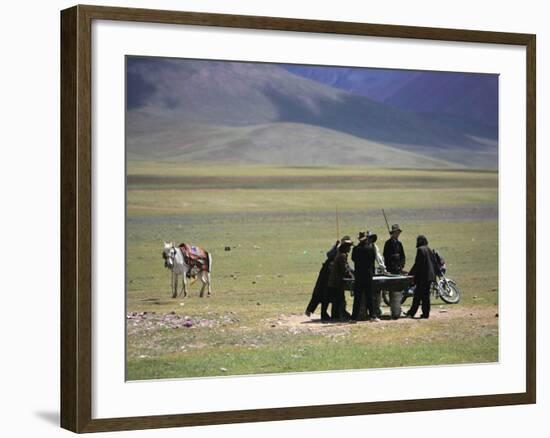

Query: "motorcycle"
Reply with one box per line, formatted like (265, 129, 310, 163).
(381, 266, 460, 306)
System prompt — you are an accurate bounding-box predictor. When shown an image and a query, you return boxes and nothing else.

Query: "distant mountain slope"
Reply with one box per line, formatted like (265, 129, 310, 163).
(127, 58, 497, 168)
(283, 65, 499, 128)
(384, 72, 498, 129)
(127, 58, 342, 127)
(283, 66, 417, 103)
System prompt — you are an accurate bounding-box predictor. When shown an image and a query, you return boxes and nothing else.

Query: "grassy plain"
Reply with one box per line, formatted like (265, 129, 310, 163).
(126, 162, 499, 380)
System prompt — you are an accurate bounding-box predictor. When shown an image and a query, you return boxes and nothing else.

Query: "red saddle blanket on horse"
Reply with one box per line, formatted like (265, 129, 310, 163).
(178, 243, 210, 272)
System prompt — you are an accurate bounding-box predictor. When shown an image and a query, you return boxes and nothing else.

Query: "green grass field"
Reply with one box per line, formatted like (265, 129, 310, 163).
(126, 162, 499, 380)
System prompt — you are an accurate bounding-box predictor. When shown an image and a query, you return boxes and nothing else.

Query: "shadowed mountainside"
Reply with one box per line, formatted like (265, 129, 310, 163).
(283, 65, 498, 130)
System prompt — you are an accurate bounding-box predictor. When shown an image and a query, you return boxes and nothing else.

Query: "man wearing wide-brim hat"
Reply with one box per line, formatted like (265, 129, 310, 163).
(383, 224, 406, 274)
(327, 236, 354, 321)
(340, 235, 353, 245)
(351, 231, 378, 321)
(305, 235, 352, 321)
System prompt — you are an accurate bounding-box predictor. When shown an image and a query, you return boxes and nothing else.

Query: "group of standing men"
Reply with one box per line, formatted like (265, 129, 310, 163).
(305, 224, 438, 322)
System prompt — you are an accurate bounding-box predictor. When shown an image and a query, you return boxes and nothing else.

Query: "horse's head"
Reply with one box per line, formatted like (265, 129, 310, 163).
(162, 241, 176, 269)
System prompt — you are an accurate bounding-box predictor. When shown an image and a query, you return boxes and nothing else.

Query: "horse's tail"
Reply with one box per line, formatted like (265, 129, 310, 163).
(207, 252, 213, 273)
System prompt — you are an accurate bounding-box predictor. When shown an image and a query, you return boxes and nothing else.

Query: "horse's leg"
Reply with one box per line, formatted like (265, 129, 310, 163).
(198, 274, 206, 298)
(206, 272, 212, 297)
(173, 274, 178, 299)
(181, 271, 188, 298)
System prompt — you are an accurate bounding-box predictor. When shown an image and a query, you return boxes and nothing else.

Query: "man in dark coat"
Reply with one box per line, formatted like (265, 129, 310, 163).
(405, 235, 437, 319)
(305, 239, 341, 321)
(383, 224, 406, 274)
(351, 231, 378, 321)
(327, 237, 353, 321)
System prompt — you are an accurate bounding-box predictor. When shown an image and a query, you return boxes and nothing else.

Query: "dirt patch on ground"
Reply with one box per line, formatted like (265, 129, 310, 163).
(127, 311, 239, 334)
(267, 305, 498, 334)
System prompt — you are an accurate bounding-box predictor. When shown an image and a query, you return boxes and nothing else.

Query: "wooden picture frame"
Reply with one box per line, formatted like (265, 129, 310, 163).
(60, 4, 536, 433)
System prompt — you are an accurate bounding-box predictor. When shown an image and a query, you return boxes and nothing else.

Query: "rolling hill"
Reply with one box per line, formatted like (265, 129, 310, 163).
(127, 120, 460, 168)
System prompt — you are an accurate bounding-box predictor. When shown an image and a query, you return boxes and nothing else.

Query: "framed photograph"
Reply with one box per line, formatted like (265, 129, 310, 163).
(60, 4, 536, 433)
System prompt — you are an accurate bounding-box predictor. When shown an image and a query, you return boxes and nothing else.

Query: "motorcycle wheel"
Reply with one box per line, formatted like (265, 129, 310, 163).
(439, 279, 461, 304)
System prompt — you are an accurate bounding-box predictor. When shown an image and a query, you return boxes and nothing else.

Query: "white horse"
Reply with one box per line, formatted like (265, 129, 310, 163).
(162, 242, 212, 298)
